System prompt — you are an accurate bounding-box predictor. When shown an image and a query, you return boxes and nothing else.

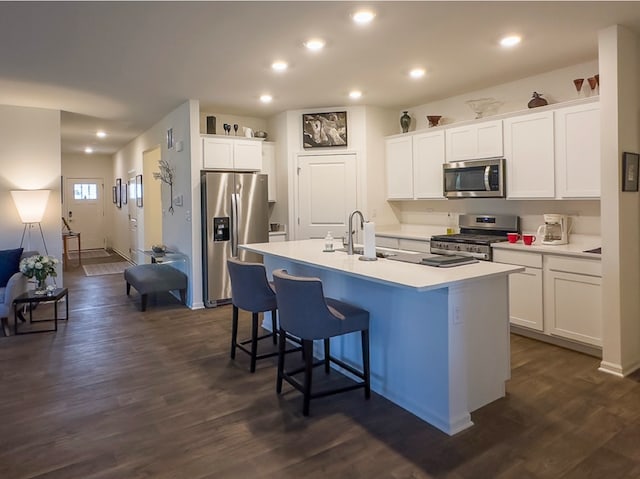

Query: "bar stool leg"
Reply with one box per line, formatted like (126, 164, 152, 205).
(324, 338, 331, 373)
(277, 328, 286, 393)
(250, 312, 259, 372)
(362, 329, 371, 399)
(230, 305, 239, 359)
(271, 309, 277, 344)
(303, 339, 314, 416)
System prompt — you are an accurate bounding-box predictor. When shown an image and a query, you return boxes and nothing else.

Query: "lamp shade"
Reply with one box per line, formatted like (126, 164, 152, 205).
(11, 190, 51, 223)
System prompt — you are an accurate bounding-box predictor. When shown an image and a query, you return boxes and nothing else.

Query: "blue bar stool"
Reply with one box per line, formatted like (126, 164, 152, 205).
(227, 257, 279, 373)
(272, 269, 371, 416)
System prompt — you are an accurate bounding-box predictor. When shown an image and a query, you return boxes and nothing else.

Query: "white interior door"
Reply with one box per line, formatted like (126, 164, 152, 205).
(296, 154, 357, 241)
(65, 177, 105, 250)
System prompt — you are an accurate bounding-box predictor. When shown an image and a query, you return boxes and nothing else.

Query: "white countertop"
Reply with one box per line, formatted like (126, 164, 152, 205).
(492, 234, 601, 259)
(241, 239, 523, 292)
(375, 224, 447, 241)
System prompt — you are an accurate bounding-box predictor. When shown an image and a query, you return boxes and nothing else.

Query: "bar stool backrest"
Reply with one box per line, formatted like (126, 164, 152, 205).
(227, 257, 276, 313)
(272, 269, 344, 340)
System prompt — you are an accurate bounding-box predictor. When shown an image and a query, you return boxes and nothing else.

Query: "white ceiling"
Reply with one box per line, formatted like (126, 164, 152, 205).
(2, 1, 640, 156)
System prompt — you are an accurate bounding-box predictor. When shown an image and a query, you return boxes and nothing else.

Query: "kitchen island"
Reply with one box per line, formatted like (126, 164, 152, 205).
(240, 239, 524, 435)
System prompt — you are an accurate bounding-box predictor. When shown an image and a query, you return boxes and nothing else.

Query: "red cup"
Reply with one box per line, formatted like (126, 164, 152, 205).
(523, 234, 536, 245)
(507, 233, 520, 243)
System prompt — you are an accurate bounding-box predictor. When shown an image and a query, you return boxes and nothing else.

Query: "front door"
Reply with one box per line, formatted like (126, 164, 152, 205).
(64, 178, 105, 250)
(296, 154, 357, 241)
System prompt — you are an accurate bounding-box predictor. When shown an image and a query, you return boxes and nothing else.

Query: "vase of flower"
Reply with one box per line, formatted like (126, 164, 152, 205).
(400, 111, 411, 133)
(20, 254, 58, 295)
(35, 278, 47, 295)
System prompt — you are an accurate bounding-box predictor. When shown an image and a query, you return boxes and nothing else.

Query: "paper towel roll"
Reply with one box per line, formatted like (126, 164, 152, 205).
(363, 221, 376, 259)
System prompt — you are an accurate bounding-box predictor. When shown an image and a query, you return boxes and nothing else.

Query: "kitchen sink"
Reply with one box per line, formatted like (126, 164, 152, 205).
(334, 247, 396, 258)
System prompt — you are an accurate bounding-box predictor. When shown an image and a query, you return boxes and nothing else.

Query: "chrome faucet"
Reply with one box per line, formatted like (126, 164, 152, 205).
(347, 210, 365, 255)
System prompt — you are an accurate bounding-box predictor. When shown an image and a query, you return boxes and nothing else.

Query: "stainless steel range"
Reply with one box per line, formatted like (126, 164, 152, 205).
(430, 214, 520, 261)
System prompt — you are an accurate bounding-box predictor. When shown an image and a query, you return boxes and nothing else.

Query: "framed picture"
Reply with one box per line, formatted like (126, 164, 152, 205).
(112, 186, 117, 204)
(622, 152, 639, 192)
(122, 181, 128, 205)
(115, 178, 122, 208)
(302, 111, 347, 148)
(166, 128, 174, 149)
(136, 174, 143, 207)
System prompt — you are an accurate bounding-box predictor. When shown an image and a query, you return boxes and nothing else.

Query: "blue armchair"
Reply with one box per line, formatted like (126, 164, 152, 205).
(0, 250, 39, 336)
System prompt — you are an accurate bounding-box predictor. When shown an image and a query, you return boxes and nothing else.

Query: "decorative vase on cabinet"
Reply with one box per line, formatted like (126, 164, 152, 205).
(528, 92, 548, 109)
(400, 111, 411, 133)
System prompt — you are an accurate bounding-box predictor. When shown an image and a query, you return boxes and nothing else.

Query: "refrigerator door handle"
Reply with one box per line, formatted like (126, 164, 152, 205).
(231, 192, 239, 256)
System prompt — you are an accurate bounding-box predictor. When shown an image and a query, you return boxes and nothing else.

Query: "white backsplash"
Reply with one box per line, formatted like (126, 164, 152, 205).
(392, 199, 601, 236)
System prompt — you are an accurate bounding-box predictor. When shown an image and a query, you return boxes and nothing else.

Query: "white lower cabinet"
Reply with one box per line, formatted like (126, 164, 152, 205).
(375, 236, 430, 253)
(544, 256, 602, 346)
(269, 232, 286, 243)
(493, 250, 543, 331)
(494, 249, 602, 347)
(375, 236, 399, 249)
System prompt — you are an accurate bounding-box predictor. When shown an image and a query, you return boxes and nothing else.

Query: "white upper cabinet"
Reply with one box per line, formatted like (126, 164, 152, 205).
(413, 130, 445, 199)
(554, 102, 600, 198)
(385, 136, 414, 199)
(202, 136, 263, 171)
(445, 119, 503, 162)
(503, 111, 555, 198)
(261, 142, 277, 202)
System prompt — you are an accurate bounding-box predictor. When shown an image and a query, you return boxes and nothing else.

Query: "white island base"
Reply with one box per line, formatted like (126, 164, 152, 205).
(241, 240, 521, 435)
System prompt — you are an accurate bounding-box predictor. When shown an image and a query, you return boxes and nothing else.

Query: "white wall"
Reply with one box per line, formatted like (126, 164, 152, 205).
(403, 60, 599, 132)
(267, 111, 289, 228)
(392, 199, 600, 236)
(0, 105, 63, 282)
(62, 152, 113, 246)
(112, 100, 198, 307)
(199, 111, 267, 137)
(364, 106, 399, 227)
(278, 106, 363, 239)
(388, 60, 603, 234)
(599, 25, 640, 376)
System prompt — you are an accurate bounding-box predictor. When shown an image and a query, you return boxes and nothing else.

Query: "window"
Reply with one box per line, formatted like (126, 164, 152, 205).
(73, 183, 98, 200)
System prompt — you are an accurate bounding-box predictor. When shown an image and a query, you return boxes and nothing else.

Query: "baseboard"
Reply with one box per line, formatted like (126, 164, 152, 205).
(510, 325, 602, 358)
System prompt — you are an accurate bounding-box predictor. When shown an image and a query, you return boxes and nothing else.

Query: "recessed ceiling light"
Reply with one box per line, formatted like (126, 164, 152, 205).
(260, 94, 273, 104)
(349, 90, 362, 99)
(352, 10, 375, 25)
(500, 35, 521, 47)
(271, 61, 288, 72)
(96, 130, 107, 138)
(409, 68, 426, 79)
(84, 147, 93, 154)
(304, 39, 325, 51)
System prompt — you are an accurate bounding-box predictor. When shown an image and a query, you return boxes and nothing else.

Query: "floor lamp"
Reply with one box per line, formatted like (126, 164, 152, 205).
(11, 190, 51, 255)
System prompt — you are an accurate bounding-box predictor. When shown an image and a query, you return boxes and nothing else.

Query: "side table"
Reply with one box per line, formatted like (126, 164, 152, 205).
(62, 232, 81, 270)
(13, 288, 69, 335)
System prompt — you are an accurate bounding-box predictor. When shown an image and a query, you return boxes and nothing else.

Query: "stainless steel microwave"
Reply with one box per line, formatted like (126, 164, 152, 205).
(443, 158, 505, 198)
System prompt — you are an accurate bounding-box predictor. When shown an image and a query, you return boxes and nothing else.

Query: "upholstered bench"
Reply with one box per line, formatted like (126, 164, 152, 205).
(124, 264, 187, 311)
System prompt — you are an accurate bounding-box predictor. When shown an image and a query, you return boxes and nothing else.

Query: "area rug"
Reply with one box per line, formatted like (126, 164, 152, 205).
(68, 249, 111, 260)
(83, 262, 131, 277)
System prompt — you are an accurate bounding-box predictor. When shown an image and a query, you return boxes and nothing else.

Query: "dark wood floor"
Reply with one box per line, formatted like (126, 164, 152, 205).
(1, 251, 639, 479)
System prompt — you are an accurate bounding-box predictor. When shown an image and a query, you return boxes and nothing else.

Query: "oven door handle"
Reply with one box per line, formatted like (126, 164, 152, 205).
(484, 166, 491, 191)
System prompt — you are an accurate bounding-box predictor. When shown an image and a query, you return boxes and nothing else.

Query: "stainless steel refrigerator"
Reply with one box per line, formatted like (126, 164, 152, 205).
(201, 171, 269, 307)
